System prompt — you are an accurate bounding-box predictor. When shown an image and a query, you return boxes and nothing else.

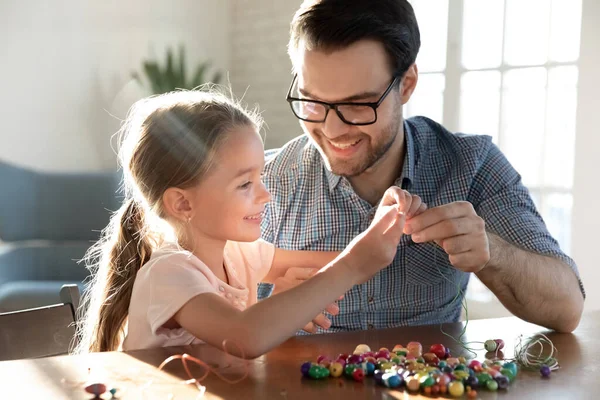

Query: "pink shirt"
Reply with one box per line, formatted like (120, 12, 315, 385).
(122, 239, 275, 351)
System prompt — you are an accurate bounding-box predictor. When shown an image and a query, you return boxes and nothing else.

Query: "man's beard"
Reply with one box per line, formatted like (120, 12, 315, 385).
(312, 114, 401, 178)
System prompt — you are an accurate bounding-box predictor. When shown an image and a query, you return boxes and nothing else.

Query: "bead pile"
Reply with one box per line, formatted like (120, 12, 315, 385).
(301, 338, 555, 398)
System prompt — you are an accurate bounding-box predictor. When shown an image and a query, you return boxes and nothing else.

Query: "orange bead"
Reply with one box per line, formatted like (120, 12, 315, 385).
(468, 390, 478, 398)
(439, 385, 447, 394)
(424, 387, 432, 396)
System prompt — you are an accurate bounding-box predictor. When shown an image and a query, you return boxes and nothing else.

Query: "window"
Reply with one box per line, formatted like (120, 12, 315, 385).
(406, 0, 583, 315)
(406, 0, 582, 255)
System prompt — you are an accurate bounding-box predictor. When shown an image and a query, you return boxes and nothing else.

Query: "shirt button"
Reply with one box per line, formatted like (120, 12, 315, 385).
(367, 323, 375, 330)
(368, 296, 375, 304)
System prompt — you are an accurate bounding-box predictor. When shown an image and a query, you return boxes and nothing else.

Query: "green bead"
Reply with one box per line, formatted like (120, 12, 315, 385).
(416, 357, 425, 364)
(501, 368, 516, 382)
(438, 361, 447, 368)
(487, 380, 499, 391)
(391, 357, 401, 364)
(309, 365, 329, 379)
(484, 339, 497, 352)
(503, 362, 518, 377)
(419, 375, 435, 387)
(345, 364, 356, 376)
(454, 364, 466, 371)
(396, 350, 408, 357)
(476, 372, 492, 385)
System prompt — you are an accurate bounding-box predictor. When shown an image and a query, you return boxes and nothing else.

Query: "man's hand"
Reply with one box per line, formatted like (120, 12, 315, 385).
(405, 201, 490, 273)
(374, 187, 427, 231)
(271, 267, 341, 333)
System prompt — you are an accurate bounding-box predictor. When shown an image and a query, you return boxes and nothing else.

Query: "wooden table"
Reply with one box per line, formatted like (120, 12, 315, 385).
(2, 311, 597, 399)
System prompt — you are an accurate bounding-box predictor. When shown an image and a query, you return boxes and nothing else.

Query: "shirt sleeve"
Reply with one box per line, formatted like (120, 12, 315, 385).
(471, 142, 585, 298)
(145, 253, 217, 335)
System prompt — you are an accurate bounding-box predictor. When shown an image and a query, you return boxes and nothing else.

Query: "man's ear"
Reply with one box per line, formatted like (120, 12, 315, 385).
(400, 63, 419, 105)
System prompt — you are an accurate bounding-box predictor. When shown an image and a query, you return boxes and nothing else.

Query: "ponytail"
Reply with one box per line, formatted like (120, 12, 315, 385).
(76, 198, 154, 353)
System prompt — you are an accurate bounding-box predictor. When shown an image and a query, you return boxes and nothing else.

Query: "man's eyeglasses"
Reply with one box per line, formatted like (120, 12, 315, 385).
(286, 74, 401, 126)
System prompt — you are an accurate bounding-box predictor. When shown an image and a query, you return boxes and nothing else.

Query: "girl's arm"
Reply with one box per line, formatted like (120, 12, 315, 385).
(174, 253, 357, 359)
(262, 249, 340, 284)
(174, 203, 405, 359)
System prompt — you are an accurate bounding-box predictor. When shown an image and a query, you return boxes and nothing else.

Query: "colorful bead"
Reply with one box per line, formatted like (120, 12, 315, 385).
(464, 375, 479, 389)
(476, 372, 492, 385)
(494, 339, 505, 350)
(347, 354, 364, 365)
(540, 365, 551, 378)
(383, 372, 402, 388)
(364, 361, 376, 375)
(392, 344, 404, 352)
(486, 379, 499, 391)
(503, 362, 518, 377)
(300, 362, 312, 377)
(84, 383, 107, 395)
(353, 344, 371, 355)
(484, 339, 497, 352)
(448, 381, 465, 398)
(429, 344, 446, 360)
(446, 357, 460, 367)
(458, 357, 467, 365)
(375, 350, 391, 360)
(419, 375, 435, 388)
(501, 368, 516, 382)
(308, 365, 330, 379)
(373, 370, 385, 385)
(467, 389, 478, 398)
(406, 376, 421, 392)
(352, 368, 365, 382)
(317, 355, 329, 364)
(329, 362, 344, 378)
(344, 364, 356, 377)
(495, 375, 510, 390)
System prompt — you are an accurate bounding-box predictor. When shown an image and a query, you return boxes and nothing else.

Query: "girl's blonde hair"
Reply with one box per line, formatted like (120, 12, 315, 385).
(76, 90, 262, 353)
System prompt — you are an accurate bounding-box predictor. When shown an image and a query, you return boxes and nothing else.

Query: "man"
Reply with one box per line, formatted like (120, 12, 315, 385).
(260, 0, 584, 334)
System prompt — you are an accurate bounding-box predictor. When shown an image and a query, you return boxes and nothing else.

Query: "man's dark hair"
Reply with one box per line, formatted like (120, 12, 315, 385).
(288, 0, 421, 76)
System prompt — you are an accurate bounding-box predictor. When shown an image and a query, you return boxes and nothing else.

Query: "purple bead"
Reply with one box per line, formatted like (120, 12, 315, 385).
(540, 365, 551, 378)
(374, 370, 385, 385)
(444, 347, 451, 359)
(348, 354, 364, 364)
(464, 375, 479, 389)
(301, 362, 312, 377)
(495, 375, 510, 390)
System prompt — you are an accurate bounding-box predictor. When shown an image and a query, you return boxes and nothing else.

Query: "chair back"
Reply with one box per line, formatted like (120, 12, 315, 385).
(0, 284, 80, 361)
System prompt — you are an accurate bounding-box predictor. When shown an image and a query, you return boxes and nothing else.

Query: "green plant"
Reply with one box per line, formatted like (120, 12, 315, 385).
(132, 45, 222, 94)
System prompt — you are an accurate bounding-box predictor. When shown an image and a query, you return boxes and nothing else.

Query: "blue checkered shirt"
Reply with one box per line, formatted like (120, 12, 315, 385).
(259, 116, 583, 333)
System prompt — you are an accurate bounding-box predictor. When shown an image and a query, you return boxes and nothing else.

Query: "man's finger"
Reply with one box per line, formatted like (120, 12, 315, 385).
(406, 202, 474, 234)
(411, 217, 474, 243)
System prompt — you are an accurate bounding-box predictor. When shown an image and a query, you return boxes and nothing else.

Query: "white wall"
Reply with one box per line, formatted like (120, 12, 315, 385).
(572, 0, 600, 313)
(229, 0, 302, 149)
(0, 0, 230, 172)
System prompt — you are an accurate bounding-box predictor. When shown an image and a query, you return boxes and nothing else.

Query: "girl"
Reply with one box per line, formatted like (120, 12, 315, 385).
(76, 90, 422, 358)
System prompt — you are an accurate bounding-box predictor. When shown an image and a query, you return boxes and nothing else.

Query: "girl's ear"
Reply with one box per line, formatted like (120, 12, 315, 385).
(162, 187, 193, 222)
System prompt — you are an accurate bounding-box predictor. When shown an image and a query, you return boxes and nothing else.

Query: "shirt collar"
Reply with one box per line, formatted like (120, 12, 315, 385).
(323, 120, 416, 192)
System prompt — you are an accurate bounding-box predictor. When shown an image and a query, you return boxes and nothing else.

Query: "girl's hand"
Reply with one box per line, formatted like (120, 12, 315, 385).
(374, 186, 427, 226)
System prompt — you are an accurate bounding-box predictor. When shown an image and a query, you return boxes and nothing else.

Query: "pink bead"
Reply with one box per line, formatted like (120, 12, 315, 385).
(468, 360, 482, 369)
(494, 339, 505, 350)
(317, 355, 330, 364)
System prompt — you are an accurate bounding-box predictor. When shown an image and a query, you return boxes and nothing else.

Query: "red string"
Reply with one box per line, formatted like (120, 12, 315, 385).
(156, 339, 249, 391)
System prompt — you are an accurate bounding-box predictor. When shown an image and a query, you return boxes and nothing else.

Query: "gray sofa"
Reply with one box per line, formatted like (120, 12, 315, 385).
(0, 160, 121, 312)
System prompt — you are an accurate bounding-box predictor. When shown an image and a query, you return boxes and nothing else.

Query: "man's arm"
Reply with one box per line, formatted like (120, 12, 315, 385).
(477, 232, 583, 333)
(407, 142, 584, 333)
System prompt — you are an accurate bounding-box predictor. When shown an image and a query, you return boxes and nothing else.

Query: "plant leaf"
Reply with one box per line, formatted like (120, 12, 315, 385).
(191, 63, 209, 89)
(179, 44, 186, 89)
